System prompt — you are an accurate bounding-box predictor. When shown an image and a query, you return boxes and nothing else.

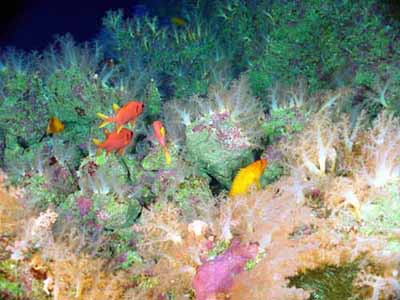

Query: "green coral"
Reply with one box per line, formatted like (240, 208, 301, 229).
(360, 183, 400, 253)
(119, 250, 143, 269)
(186, 124, 253, 188)
(78, 153, 132, 196)
(144, 79, 162, 122)
(207, 240, 230, 260)
(248, 0, 400, 105)
(261, 161, 284, 186)
(22, 174, 61, 209)
(141, 146, 178, 171)
(289, 263, 360, 300)
(245, 249, 266, 271)
(173, 175, 213, 218)
(0, 260, 24, 298)
(261, 108, 305, 143)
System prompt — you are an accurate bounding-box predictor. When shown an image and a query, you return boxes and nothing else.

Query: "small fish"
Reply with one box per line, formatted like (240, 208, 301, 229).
(39, 117, 65, 142)
(97, 101, 144, 133)
(46, 117, 65, 135)
(171, 16, 186, 26)
(229, 159, 268, 197)
(92, 128, 133, 156)
(152, 120, 171, 165)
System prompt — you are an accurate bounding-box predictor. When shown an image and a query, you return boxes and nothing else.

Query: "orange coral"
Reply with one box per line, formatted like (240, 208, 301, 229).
(133, 202, 213, 298)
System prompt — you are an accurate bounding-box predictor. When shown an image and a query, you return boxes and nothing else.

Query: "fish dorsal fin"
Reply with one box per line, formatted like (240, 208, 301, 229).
(92, 138, 101, 146)
(112, 103, 120, 112)
(103, 129, 111, 137)
(117, 125, 124, 134)
(160, 126, 165, 138)
(46, 119, 53, 135)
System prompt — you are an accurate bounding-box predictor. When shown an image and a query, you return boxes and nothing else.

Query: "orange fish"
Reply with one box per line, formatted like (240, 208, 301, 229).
(92, 128, 133, 156)
(39, 116, 65, 142)
(46, 117, 65, 135)
(152, 120, 171, 165)
(97, 101, 144, 133)
(229, 159, 268, 197)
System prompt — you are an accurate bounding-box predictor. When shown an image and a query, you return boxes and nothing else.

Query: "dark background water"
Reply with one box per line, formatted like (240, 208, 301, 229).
(0, 0, 170, 51)
(1, 0, 400, 51)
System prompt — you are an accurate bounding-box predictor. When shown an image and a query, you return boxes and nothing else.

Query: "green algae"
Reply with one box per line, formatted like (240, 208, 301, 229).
(289, 263, 360, 300)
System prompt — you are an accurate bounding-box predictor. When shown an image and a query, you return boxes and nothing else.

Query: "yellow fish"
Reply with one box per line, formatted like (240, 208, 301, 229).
(229, 159, 268, 197)
(46, 117, 65, 135)
(171, 16, 186, 26)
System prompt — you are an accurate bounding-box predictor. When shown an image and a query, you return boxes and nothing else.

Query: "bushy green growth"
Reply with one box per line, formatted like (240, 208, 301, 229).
(0, 51, 48, 162)
(144, 78, 162, 122)
(289, 263, 360, 300)
(101, 9, 231, 100)
(245, 249, 266, 271)
(213, 0, 267, 75)
(41, 36, 124, 146)
(172, 175, 213, 218)
(141, 145, 178, 171)
(360, 183, 400, 253)
(99, 0, 400, 106)
(363, 65, 400, 117)
(22, 174, 62, 210)
(248, 0, 400, 104)
(186, 124, 254, 188)
(261, 108, 304, 143)
(0, 34, 148, 175)
(62, 191, 141, 259)
(207, 240, 230, 260)
(77, 153, 133, 197)
(0, 260, 24, 298)
(119, 250, 143, 269)
(101, 10, 168, 67)
(90, 193, 137, 229)
(166, 19, 228, 98)
(142, 147, 213, 218)
(261, 161, 284, 185)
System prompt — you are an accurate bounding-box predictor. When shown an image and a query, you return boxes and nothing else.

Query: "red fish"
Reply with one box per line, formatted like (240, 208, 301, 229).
(92, 128, 133, 156)
(152, 120, 171, 165)
(97, 101, 144, 133)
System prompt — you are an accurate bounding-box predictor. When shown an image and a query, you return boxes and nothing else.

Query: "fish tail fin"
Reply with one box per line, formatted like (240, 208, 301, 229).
(112, 103, 120, 112)
(117, 125, 124, 134)
(103, 129, 111, 137)
(97, 113, 113, 128)
(95, 149, 102, 156)
(117, 148, 126, 156)
(163, 147, 171, 165)
(96, 112, 109, 120)
(92, 138, 101, 146)
(255, 179, 261, 190)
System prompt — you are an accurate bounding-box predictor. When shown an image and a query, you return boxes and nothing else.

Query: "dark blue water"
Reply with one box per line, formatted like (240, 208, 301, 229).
(0, 0, 153, 50)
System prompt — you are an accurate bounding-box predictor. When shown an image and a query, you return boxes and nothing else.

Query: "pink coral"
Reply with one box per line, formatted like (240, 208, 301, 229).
(76, 196, 92, 216)
(192, 239, 258, 300)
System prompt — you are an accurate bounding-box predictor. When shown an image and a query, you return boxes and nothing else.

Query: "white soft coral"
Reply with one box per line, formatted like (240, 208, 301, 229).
(283, 113, 339, 177)
(359, 112, 400, 188)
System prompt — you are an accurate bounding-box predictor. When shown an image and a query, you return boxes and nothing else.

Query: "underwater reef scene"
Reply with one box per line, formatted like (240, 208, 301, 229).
(1, 0, 400, 299)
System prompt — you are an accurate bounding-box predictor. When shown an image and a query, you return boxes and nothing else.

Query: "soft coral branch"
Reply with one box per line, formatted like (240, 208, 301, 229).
(359, 112, 400, 188)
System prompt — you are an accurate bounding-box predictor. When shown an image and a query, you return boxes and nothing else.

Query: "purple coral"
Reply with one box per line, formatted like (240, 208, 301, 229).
(192, 239, 259, 300)
(76, 196, 92, 216)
